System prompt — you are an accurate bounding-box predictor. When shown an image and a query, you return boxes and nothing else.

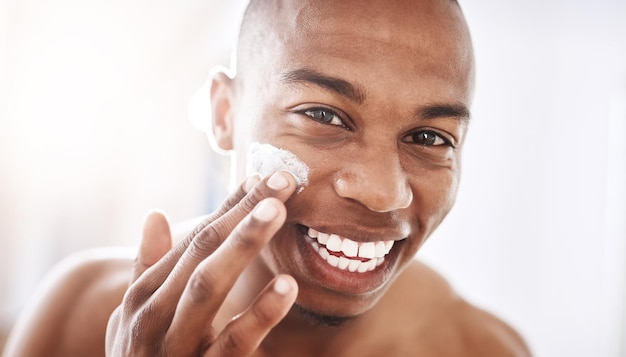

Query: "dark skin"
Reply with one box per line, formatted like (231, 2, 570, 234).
(3, 0, 532, 356)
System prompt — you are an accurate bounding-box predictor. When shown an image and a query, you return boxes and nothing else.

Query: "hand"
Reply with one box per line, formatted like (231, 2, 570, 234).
(106, 171, 299, 356)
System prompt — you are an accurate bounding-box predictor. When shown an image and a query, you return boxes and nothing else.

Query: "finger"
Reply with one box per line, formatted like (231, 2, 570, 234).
(125, 175, 258, 301)
(187, 174, 261, 241)
(153, 171, 296, 299)
(164, 198, 288, 354)
(204, 275, 298, 357)
(132, 210, 173, 283)
(124, 172, 295, 317)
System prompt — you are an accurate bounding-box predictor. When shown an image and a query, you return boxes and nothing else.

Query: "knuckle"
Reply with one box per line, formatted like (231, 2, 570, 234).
(230, 226, 262, 252)
(239, 188, 265, 213)
(189, 220, 210, 239)
(196, 334, 214, 355)
(132, 300, 170, 338)
(122, 285, 151, 312)
(210, 214, 240, 239)
(251, 303, 277, 325)
(129, 314, 145, 342)
(204, 212, 258, 252)
(219, 326, 248, 355)
(186, 269, 218, 304)
(188, 227, 221, 257)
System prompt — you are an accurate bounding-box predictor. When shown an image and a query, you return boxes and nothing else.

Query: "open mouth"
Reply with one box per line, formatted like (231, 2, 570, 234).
(299, 225, 397, 273)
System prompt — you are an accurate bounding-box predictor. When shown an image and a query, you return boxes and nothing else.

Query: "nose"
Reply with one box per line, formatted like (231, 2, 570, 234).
(333, 147, 413, 213)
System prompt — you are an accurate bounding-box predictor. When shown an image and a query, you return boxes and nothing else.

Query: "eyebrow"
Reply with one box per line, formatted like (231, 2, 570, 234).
(281, 68, 367, 104)
(419, 103, 471, 124)
(281, 67, 470, 123)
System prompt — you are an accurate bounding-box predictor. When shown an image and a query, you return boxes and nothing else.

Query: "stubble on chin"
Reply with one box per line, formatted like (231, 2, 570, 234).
(291, 303, 359, 328)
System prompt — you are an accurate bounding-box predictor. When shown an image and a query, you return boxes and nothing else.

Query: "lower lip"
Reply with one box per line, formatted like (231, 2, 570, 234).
(293, 226, 397, 295)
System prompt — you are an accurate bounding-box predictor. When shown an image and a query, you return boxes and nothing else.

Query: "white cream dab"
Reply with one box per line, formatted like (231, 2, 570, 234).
(246, 142, 310, 189)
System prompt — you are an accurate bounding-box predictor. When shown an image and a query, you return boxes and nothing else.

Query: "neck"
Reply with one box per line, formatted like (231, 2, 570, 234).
(261, 309, 361, 357)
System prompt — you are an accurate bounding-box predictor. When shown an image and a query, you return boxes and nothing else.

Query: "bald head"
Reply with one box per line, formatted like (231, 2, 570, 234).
(234, 0, 473, 90)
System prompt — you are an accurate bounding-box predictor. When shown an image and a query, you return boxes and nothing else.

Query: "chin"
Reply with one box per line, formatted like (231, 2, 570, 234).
(293, 278, 386, 318)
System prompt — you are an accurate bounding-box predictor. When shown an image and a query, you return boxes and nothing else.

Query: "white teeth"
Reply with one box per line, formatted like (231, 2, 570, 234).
(358, 242, 376, 259)
(357, 261, 370, 273)
(375, 241, 386, 257)
(305, 227, 401, 273)
(340, 239, 359, 257)
(326, 234, 342, 252)
(319, 247, 329, 260)
(367, 258, 377, 271)
(307, 238, 385, 274)
(385, 240, 394, 254)
(348, 259, 361, 272)
(338, 257, 350, 270)
(327, 255, 339, 267)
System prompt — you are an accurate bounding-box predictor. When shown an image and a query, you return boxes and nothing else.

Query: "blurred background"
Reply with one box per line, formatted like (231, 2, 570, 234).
(1, 0, 625, 356)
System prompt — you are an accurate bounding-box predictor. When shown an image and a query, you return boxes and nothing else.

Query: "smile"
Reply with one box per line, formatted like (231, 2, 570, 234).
(304, 227, 395, 273)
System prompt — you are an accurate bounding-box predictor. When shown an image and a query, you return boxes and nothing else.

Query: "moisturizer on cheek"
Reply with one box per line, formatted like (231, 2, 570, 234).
(246, 142, 310, 190)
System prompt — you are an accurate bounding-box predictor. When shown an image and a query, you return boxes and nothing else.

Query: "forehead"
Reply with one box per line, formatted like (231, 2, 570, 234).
(286, 0, 468, 54)
(245, 0, 474, 105)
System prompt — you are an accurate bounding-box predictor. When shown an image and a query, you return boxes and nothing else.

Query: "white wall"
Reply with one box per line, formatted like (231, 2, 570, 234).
(1, 1, 625, 356)
(0, 0, 243, 328)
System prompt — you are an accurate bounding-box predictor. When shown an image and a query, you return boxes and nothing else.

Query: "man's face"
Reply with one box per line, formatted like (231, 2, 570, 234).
(229, 0, 473, 319)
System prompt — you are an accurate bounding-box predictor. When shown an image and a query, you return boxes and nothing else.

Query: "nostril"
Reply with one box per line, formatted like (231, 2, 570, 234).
(371, 185, 412, 212)
(334, 177, 413, 213)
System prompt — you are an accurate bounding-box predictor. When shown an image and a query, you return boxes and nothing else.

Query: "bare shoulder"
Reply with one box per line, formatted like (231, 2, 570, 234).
(387, 260, 532, 357)
(453, 297, 532, 357)
(4, 247, 135, 357)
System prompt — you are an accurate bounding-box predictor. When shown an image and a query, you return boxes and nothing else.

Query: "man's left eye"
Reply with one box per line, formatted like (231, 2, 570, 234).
(303, 108, 344, 126)
(408, 130, 452, 147)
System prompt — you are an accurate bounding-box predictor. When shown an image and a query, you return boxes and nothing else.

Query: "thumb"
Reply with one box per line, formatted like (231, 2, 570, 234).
(132, 210, 173, 283)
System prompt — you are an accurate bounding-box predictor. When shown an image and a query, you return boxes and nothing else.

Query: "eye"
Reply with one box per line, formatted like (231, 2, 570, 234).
(302, 108, 344, 126)
(407, 130, 453, 147)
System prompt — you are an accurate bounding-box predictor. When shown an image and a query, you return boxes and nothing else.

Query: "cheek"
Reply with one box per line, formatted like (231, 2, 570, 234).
(411, 170, 460, 233)
(435, 169, 460, 211)
(259, 223, 302, 274)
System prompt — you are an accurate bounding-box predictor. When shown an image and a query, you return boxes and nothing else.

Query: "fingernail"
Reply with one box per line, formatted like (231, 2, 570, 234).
(267, 172, 289, 190)
(274, 277, 292, 295)
(252, 199, 279, 222)
(243, 174, 261, 193)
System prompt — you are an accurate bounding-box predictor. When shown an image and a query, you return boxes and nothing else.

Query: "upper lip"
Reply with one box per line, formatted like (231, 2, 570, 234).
(297, 222, 408, 243)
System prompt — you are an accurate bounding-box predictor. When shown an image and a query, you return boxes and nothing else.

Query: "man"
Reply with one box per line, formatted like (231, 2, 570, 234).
(4, 0, 532, 355)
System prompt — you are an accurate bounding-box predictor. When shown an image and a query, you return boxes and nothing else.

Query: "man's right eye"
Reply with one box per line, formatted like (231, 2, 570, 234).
(302, 108, 344, 126)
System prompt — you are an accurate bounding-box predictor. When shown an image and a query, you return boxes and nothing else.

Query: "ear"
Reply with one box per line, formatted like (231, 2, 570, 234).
(210, 68, 235, 151)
